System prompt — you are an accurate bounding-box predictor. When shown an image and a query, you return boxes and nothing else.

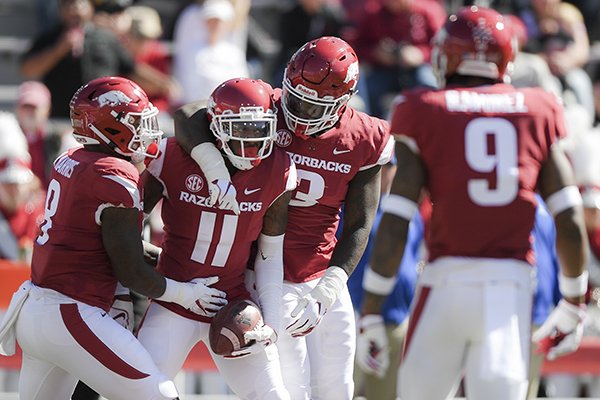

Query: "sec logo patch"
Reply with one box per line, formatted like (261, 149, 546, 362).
(276, 129, 293, 148)
(185, 174, 204, 193)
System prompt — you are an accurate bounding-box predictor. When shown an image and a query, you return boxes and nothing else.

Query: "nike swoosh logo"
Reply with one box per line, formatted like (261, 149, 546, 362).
(244, 188, 261, 195)
(333, 148, 351, 155)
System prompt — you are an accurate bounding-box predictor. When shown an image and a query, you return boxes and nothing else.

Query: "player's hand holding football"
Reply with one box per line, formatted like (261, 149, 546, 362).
(226, 323, 277, 359)
(157, 276, 228, 317)
(287, 266, 348, 337)
(356, 314, 389, 378)
(532, 299, 586, 360)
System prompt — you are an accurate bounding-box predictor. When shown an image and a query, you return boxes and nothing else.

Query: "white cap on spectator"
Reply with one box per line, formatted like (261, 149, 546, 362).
(17, 81, 51, 109)
(0, 157, 33, 184)
(202, 0, 234, 22)
(126, 5, 163, 39)
(0, 112, 29, 161)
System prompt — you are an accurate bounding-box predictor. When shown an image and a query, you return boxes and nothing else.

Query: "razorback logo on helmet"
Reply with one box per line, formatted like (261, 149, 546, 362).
(343, 62, 359, 86)
(97, 90, 133, 107)
(473, 17, 496, 54)
(276, 130, 293, 148)
(185, 174, 204, 193)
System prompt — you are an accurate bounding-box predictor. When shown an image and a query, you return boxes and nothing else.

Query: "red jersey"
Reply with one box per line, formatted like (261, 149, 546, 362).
(0, 195, 45, 260)
(390, 84, 568, 264)
(273, 90, 394, 282)
(352, 0, 446, 65)
(31, 147, 143, 311)
(147, 138, 296, 322)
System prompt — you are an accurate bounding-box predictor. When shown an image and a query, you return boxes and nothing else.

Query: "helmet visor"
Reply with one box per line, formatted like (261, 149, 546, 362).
(283, 90, 326, 120)
(221, 120, 273, 158)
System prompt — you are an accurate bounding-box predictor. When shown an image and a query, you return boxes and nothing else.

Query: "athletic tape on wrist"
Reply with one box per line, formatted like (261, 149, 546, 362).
(559, 271, 589, 298)
(190, 143, 230, 182)
(546, 186, 583, 217)
(380, 194, 418, 221)
(155, 278, 180, 303)
(314, 266, 348, 310)
(363, 266, 396, 296)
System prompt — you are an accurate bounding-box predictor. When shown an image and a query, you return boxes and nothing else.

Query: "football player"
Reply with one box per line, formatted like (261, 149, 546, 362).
(0, 77, 224, 400)
(172, 36, 394, 400)
(136, 78, 296, 400)
(361, 6, 588, 400)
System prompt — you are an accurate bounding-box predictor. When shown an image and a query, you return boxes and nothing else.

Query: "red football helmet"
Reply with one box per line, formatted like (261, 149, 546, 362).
(70, 76, 163, 159)
(282, 36, 359, 137)
(431, 6, 516, 87)
(207, 78, 277, 170)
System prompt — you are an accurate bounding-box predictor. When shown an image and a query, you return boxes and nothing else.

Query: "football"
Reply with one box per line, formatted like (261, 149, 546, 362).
(209, 298, 263, 356)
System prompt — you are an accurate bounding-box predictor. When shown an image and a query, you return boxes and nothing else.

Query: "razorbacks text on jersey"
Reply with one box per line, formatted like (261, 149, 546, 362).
(146, 137, 296, 322)
(31, 147, 143, 311)
(390, 84, 567, 264)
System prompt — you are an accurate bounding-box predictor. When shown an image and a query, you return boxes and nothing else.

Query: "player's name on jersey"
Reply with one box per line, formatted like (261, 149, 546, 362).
(180, 191, 263, 212)
(54, 154, 80, 178)
(445, 90, 528, 114)
(286, 151, 351, 174)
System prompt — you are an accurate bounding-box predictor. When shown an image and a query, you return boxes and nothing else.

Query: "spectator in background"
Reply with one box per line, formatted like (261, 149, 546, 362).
(505, 13, 563, 96)
(352, 0, 446, 118)
(340, 0, 380, 27)
(20, 0, 171, 119)
(520, 0, 595, 120)
(0, 155, 45, 265)
(91, 0, 133, 40)
(273, 0, 348, 85)
(14, 81, 69, 189)
(0, 113, 45, 264)
(123, 6, 176, 114)
(90, 0, 178, 116)
(173, 0, 249, 105)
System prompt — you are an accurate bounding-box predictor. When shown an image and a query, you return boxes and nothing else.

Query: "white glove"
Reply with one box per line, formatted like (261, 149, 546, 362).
(286, 292, 326, 337)
(109, 297, 134, 332)
(286, 266, 348, 337)
(207, 179, 240, 215)
(532, 299, 587, 360)
(190, 143, 240, 215)
(224, 323, 277, 359)
(157, 276, 228, 317)
(356, 314, 389, 379)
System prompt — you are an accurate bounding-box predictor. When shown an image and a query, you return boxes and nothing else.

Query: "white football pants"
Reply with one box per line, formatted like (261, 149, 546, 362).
(245, 271, 356, 400)
(15, 284, 178, 400)
(400, 257, 534, 400)
(137, 301, 290, 400)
